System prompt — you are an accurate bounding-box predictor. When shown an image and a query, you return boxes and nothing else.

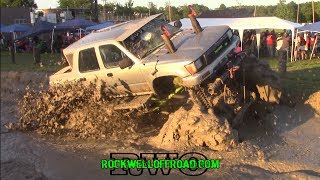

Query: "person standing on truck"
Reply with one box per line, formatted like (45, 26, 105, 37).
(276, 33, 289, 75)
(32, 36, 43, 67)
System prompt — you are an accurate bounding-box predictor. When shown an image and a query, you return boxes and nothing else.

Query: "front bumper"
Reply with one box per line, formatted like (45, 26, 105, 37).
(181, 36, 238, 87)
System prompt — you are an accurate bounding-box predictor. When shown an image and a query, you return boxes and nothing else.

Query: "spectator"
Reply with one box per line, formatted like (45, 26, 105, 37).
(242, 30, 252, 51)
(233, 30, 239, 37)
(276, 33, 290, 75)
(271, 30, 277, 55)
(0, 33, 4, 46)
(32, 36, 43, 67)
(306, 33, 311, 53)
(234, 41, 241, 54)
(266, 33, 274, 57)
(299, 35, 307, 60)
(294, 36, 300, 61)
(249, 30, 257, 56)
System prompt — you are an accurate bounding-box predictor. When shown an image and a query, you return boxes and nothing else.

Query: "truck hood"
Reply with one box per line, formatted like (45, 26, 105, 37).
(144, 25, 230, 64)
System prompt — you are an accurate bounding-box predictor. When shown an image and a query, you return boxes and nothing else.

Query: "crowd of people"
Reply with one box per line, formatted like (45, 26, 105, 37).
(234, 29, 319, 74)
(0, 31, 85, 54)
(294, 33, 319, 60)
(0, 31, 86, 67)
(238, 29, 320, 60)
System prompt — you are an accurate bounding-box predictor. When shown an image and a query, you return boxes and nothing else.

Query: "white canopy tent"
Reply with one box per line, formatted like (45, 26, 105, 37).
(174, 17, 303, 61)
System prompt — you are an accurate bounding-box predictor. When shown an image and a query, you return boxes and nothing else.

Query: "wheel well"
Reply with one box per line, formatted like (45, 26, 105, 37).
(153, 76, 177, 98)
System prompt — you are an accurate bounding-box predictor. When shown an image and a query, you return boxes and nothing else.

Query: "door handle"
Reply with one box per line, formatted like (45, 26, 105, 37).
(107, 73, 113, 77)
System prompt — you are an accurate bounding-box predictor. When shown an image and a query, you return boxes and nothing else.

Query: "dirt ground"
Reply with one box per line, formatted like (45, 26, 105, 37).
(1, 71, 320, 179)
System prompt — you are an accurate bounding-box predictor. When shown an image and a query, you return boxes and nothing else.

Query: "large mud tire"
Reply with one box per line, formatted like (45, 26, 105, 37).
(242, 55, 282, 104)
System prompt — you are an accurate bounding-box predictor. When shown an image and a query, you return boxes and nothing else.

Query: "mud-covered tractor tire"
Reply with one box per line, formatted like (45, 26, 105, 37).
(242, 55, 282, 104)
(153, 76, 178, 99)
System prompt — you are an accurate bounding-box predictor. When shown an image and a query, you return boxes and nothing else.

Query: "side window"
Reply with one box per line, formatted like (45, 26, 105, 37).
(78, 48, 100, 73)
(99, 45, 126, 68)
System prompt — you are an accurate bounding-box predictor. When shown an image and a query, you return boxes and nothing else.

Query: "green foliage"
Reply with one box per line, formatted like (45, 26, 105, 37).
(275, 0, 296, 22)
(133, 6, 149, 13)
(218, 4, 227, 10)
(101, 0, 159, 16)
(161, 3, 210, 21)
(1, 0, 317, 23)
(102, 2, 116, 12)
(58, 0, 91, 8)
(148, 2, 158, 15)
(299, 2, 313, 23)
(0, 0, 37, 8)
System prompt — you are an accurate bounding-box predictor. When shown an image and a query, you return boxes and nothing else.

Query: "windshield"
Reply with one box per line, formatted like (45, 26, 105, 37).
(123, 16, 180, 59)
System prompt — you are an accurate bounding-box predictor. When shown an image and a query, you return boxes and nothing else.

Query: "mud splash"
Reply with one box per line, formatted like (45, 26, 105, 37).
(305, 91, 320, 115)
(3, 75, 237, 150)
(7, 80, 135, 139)
(2, 65, 278, 151)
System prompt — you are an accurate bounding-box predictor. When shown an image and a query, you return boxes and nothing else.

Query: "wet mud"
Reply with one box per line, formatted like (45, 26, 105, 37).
(1, 71, 320, 179)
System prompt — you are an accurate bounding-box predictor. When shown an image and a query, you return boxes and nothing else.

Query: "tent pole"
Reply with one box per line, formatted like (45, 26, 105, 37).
(291, 28, 295, 62)
(239, 29, 244, 51)
(293, 28, 299, 62)
(51, 29, 55, 55)
(310, 35, 317, 60)
(13, 32, 17, 53)
(256, 32, 261, 59)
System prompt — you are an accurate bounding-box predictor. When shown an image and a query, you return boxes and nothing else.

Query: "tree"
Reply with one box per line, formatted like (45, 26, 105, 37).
(58, 0, 91, 8)
(218, 4, 227, 10)
(180, 4, 210, 18)
(314, 1, 320, 22)
(93, 0, 98, 22)
(191, 4, 210, 15)
(124, 0, 134, 16)
(163, 3, 182, 21)
(133, 6, 149, 14)
(148, 2, 158, 15)
(300, 2, 313, 22)
(0, 0, 37, 8)
(275, 0, 295, 21)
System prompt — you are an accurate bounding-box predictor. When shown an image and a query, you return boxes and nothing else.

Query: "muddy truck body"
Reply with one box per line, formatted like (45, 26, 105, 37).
(50, 13, 281, 127)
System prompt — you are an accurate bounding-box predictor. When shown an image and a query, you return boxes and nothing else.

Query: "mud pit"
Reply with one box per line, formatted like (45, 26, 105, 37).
(1, 71, 320, 179)
(6, 73, 236, 150)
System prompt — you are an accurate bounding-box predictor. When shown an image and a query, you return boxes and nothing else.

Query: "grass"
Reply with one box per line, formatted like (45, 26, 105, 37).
(0, 51, 64, 72)
(262, 57, 320, 99)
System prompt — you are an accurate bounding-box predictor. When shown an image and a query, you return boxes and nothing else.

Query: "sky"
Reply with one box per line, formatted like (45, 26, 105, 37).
(34, 0, 313, 10)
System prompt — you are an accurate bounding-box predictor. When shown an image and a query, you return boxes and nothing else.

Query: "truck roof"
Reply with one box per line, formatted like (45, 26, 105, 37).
(63, 13, 162, 55)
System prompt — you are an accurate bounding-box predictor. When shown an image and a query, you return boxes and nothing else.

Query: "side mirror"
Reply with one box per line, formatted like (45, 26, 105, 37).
(119, 57, 133, 69)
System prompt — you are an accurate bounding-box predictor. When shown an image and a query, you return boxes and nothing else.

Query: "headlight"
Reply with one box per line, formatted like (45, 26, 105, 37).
(227, 29, 233, 39)
(185, 57, 204, 75)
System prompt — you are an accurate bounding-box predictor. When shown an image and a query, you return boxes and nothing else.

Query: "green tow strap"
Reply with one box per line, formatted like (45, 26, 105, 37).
(151, 86, 184, 111)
